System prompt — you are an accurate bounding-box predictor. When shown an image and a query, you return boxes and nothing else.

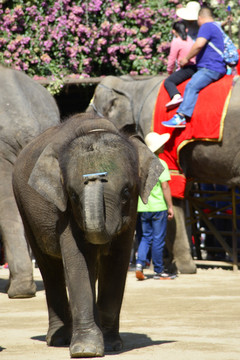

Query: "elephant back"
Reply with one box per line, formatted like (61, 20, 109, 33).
(0, 66, 60, 160)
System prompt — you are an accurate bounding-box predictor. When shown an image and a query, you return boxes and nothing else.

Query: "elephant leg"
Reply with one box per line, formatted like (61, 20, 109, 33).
(60, 229, 104, 358)
(166, 199, 197, 274)
(18, 213, 72, 347)
(0, 159, 36, 298)
(97, 231, 133, 352)
(39, 256, 72, 347)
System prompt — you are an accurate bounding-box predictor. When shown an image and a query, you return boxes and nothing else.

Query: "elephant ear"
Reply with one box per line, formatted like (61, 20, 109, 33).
(28, 144, 67, 212)
(130, 135, 164, 204)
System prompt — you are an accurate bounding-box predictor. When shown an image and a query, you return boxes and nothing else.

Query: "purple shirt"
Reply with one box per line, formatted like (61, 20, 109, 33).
(196, 22, 226, 75)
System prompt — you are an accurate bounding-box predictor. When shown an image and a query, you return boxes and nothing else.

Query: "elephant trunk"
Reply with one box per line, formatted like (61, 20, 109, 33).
(83, 174, 109, 245)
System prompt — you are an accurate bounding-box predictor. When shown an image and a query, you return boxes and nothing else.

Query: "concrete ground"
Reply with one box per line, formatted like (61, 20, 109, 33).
(1, 265, 240, 360)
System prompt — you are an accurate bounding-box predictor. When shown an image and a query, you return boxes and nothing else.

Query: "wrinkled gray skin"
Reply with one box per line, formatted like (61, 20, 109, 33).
(12, 114, 162, 358)
(86, 75, 240, 274)
(0, 65, 60, 298)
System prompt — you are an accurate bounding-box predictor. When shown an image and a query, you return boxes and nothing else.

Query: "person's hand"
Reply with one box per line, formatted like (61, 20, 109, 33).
(180, 57, 188, 67)
(221, 15, 233, 27)
(167, 207, 174, 220)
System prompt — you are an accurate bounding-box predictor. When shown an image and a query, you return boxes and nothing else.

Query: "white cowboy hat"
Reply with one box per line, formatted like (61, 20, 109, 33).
(144, 132, 170, 153)
(176, 1, 201, 21)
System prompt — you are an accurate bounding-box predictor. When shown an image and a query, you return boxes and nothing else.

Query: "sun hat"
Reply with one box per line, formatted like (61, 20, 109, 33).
(176, 1, 201, 21)
(144, 132, 170, 153)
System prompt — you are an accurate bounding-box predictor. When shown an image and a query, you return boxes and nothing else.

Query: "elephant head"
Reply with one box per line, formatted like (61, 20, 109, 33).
(86, 75, 166, 137)
(86, 76, 136, 130)
(28, 115, 163, 246)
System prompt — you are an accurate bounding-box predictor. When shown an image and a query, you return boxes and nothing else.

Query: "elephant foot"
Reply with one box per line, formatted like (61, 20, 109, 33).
(103, 331, 123, 353)
(70, 328, 104, 358)
(7, 278, 36, 299)
(175, 258, 197, 274)
(46, 324, 71, 347)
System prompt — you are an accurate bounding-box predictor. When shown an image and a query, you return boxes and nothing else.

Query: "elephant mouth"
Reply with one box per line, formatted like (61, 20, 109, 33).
(85, 230, 111, 245)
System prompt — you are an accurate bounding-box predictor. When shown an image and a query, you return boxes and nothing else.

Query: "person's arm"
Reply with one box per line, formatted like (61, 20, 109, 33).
(180, 37, 207, 67)
(167, 39, 179, 74)
(221, 15, 232, 28)
(161, 181, 174, 220)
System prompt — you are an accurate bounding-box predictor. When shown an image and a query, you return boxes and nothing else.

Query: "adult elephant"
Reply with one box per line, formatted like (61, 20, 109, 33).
(0, 65, 60, 298)
(86, 74, 240, 274)
(12, 113, 162, 357)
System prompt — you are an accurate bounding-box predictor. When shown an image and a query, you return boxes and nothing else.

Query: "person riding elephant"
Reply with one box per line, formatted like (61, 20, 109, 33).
(0, 65, 60, 298)
(162, 6, 226, 128)
(12, 113, 163, 358)
(176, 1, 200, 41)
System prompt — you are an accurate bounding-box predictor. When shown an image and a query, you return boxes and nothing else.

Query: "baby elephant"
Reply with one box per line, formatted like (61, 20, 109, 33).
(12, 113, 163, 358)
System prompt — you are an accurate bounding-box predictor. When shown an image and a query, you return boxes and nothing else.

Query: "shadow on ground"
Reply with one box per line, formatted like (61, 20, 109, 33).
(119, 332, 175, 353)
(31, 332, 175, 354)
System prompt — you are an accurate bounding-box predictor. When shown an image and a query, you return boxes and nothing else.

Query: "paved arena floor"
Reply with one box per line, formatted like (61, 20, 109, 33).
(1, 266, 240, 360)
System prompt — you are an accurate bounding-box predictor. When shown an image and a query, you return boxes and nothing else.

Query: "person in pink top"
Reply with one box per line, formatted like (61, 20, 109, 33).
(164, 21, 197, 110)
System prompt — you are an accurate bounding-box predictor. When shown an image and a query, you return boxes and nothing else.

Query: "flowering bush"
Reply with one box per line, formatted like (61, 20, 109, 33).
(0, 0, 239, 94)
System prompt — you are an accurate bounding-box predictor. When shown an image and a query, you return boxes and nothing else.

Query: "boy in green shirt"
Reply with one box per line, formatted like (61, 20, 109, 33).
(136, 132, 176, 280)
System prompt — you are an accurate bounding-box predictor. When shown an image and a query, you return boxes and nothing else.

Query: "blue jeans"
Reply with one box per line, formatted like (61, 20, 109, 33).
(137, 211, 168, 274)
(178, 67, 225, 118)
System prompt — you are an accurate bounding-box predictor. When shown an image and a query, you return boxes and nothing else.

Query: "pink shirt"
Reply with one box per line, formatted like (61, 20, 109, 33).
(167, 36, 196, 74)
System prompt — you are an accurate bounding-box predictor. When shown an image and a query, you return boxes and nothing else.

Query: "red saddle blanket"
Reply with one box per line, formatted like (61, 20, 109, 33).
(152, 74, 235, 198)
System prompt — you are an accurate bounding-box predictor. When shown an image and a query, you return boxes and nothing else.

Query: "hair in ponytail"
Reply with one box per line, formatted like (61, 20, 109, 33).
(173, 21, 188, 41)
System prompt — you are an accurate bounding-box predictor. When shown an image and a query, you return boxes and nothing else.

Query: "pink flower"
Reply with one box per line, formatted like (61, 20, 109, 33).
(43, 40, 53, 51)
(4, 58, 13, 64)
(88, 0, 103, 12)
(140, 25, 149, 33)
(0, 38, 7, 47)
(129, 54, 136, 60)
(140, 68, 150, 74)
(97, 38, 107, 46)
(130, 70, 138, 76)
(142, 46, 152, 54)
(40, 53, 51, 64)
(72, 5, 84, 16)
(128, 44, 137, 52)
(107, 45, 119, 55)
(3, 50, 11, 58)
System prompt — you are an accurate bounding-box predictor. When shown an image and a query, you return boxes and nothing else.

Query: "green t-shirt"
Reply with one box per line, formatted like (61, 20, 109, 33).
(137, 159, 170, 212)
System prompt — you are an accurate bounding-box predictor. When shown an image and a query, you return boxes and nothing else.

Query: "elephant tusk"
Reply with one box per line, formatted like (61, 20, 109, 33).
(88, 128, 108, 133)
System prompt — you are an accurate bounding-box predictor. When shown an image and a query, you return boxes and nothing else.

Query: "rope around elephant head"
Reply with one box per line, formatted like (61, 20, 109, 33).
(89, 78, 164, 135)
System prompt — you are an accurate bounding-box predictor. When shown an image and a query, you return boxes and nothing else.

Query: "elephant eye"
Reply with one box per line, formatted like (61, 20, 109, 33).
(107, 97, 117, 113)
(122, 187, 130, 204)
(110, 98, 116, 107)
